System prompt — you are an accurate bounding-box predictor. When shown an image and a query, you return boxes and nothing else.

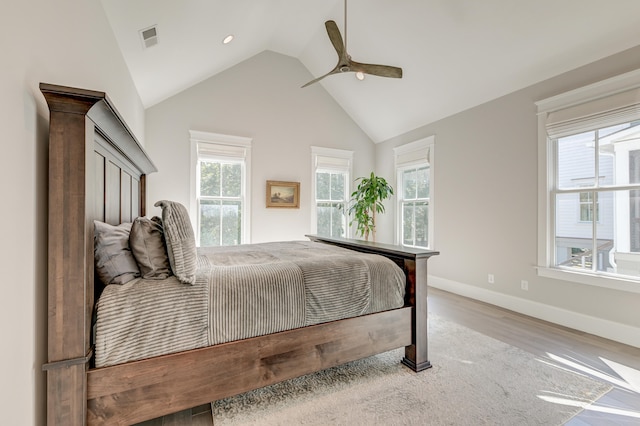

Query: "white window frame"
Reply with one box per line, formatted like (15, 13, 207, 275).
(189, 130, 252, 246)
(311, 146, 353, 238)
(394, 136, 435, 249)
(536, 68, 640, 294)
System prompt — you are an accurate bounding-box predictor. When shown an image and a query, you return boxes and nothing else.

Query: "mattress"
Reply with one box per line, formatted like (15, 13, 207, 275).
(94, 241, 405, 367)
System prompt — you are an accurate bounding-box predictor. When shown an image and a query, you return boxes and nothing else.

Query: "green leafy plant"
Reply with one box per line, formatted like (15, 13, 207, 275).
(343, 172, 394, 241)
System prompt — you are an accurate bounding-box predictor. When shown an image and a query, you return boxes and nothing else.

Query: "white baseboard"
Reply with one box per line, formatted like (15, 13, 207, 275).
(429, 275, 640, 349)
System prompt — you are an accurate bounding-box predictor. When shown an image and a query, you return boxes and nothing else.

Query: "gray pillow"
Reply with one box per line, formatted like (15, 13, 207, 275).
(94, 221, 140, 285)
(154, 200, 197, 284)
(130, 216, 172, 280)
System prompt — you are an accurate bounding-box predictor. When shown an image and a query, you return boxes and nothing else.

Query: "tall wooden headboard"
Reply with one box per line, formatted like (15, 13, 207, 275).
(40, 83, 156, 425)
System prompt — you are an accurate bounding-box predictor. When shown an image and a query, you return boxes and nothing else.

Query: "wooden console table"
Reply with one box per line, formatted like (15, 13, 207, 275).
(306, 235, 439, 372)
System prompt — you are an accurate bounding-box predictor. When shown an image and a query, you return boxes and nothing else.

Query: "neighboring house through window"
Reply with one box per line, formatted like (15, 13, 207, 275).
(579, 191, 599, 222)
(190, 130, 251, 246)
(394, 137, 435, 249)
(537, 69, 640, 291)
(311, 146, 353, 238)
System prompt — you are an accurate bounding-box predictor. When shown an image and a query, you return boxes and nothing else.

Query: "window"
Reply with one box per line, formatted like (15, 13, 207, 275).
(190, 131, 251, 246)
(311, 147, 353, 238)
(579, 192, 598, 222)
(394, 137, 435, 249)
(537, 68, 640, 292)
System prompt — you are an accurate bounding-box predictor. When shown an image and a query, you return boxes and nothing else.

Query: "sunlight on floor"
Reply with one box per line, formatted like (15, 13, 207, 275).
(537, 394, 640, 418)
(601, 357, 640, 393)
(546, 352, 640, 392)
(536, 352, 640, 420)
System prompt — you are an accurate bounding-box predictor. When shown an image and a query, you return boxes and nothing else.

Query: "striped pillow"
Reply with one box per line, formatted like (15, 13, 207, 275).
(154, 200, 197, 284)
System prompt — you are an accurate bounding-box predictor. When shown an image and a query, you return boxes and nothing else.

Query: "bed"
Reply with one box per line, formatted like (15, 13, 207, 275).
(41, 82, 439, 425)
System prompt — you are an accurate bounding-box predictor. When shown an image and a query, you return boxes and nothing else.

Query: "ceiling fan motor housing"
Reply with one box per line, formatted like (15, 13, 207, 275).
(301, 6, 402, 88)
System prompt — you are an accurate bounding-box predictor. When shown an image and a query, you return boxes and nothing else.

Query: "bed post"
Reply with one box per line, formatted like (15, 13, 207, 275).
(41, 84, 104, 426)
(40, 83, 156, 426)
(400, 255, 431, 371)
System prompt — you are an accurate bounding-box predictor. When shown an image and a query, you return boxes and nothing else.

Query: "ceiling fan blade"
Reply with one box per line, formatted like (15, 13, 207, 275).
(302, 7, 403, 88)
(325, 20, 346, 59)
(301, 66, 341, 88)
(350, 61, 403, 79)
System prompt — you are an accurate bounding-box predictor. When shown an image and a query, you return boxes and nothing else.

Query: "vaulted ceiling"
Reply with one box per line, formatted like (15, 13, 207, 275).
(101, 0, 640, 142)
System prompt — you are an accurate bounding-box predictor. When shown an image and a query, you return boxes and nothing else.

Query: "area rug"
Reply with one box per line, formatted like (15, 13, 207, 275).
(211, 314, 612, 425)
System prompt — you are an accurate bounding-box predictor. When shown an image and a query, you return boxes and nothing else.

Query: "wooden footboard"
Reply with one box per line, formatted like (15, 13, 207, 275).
(306, 235, 439, 372)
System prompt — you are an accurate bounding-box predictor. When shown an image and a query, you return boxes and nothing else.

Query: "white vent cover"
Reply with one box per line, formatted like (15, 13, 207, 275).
(140, 25, 158, 49)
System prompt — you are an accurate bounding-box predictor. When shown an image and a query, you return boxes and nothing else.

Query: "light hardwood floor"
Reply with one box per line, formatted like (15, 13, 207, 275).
(429, 288, 640, 425)
(138, 287, 640, 425)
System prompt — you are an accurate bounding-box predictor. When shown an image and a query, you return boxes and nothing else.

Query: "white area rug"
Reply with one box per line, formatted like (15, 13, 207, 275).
(211, 314, 612, 425)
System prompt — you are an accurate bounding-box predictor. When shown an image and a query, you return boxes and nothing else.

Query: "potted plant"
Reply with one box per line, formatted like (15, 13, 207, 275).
(344, 172, 394, 241)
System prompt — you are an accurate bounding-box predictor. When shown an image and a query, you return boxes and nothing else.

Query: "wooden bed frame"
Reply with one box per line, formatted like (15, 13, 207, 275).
(41, 83, 439, 425)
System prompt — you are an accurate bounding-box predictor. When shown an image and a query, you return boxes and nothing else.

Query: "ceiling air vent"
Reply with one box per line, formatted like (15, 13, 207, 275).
(140, 25, 158, 49)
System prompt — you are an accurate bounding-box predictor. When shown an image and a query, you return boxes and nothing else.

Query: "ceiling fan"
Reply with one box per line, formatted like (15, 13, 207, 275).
(302, 0, 403, 88)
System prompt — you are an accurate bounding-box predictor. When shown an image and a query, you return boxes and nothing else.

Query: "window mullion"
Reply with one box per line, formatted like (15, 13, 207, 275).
(592, 131, 600, 273)
(219, 199, 223, 244)
(551, 137, 559, 269)
(591, 189, 598, 273)
(412, 202, 417, 246)
(330, 204, 335, 237)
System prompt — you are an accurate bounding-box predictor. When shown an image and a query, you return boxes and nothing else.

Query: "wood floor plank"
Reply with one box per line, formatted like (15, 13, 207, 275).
(160, 409, 193, 426)
(191, 411, 214, 426)
(428, 287, 640, 425)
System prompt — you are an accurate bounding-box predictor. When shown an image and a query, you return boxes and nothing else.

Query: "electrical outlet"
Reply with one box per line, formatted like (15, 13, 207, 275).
(488, 274, 495, 284)
(521, 280, 529, 291)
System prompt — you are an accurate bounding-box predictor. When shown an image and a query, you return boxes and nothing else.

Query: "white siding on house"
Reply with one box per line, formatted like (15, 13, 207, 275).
(555, 131, 615, 241)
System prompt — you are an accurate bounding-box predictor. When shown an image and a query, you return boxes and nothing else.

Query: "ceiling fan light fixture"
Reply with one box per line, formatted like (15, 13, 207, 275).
(301, 0, 403, 88)
(222, 34, 234, 44)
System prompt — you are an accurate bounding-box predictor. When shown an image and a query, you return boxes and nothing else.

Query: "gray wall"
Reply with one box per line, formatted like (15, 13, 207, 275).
(145, 50, 376, 243)
(376, 45, 640, 347)
(0, 1, 145, 424)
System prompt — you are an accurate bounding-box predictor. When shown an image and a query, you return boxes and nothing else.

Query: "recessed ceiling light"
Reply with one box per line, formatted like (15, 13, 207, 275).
(222, 34, 234, 44)
(355, 72, 365, 81)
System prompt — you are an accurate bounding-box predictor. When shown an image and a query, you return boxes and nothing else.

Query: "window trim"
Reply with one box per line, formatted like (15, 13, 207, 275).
(311, 146, 353, 238)
(536, 68, 640, 294)
(394, 136, 435, 249)
(190, 130, 252, 246)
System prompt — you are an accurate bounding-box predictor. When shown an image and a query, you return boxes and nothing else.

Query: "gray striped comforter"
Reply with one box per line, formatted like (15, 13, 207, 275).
(94, 241, 405, 367)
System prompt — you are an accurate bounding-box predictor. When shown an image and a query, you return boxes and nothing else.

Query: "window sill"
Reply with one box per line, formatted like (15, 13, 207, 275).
(536, 266, 640, 294)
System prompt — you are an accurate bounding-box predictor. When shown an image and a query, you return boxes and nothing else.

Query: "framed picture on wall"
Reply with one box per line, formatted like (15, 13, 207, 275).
(266, 180, 300, 208)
